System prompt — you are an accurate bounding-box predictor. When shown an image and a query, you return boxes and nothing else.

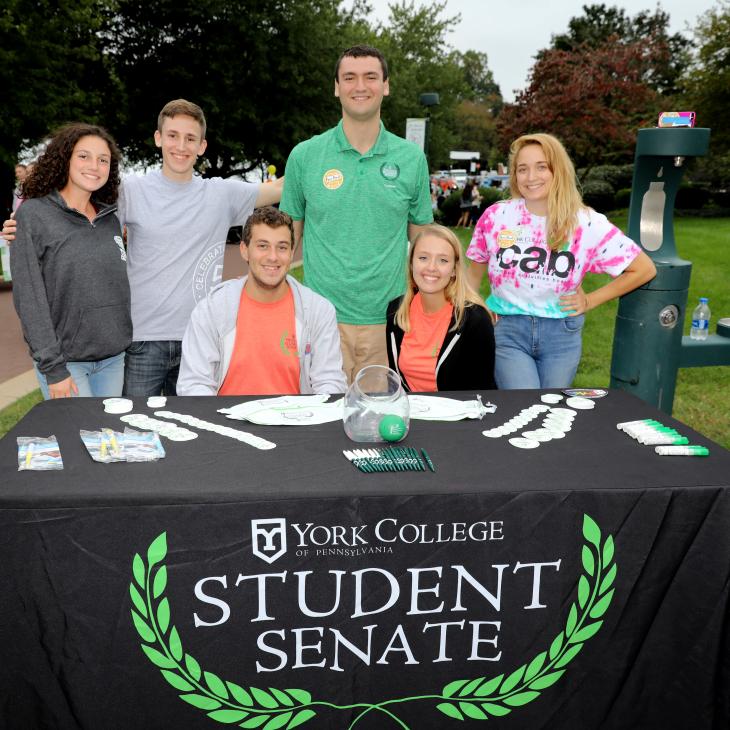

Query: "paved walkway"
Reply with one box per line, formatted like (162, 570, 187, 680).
(0, 244, 301, 410)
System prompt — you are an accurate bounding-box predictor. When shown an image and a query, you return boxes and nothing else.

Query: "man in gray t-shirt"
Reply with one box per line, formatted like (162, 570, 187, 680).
(119, 99, 283, 396)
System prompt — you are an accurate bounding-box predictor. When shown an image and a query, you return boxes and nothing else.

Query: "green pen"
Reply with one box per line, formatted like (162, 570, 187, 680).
(421, 448, 436, 473)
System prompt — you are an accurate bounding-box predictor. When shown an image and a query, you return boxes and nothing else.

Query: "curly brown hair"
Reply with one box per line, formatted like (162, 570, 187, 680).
(22, 123, 121, 204)
(242, 206, 294, 247)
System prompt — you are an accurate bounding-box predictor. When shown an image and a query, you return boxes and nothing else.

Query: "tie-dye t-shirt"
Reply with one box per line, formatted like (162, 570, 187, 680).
(466, 199, 641, 318)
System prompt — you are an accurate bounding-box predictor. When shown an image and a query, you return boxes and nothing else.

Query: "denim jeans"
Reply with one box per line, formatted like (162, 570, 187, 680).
(123, 340, 181, 397)
(34, 352, 125, 399)
(494, 314, 584, 389)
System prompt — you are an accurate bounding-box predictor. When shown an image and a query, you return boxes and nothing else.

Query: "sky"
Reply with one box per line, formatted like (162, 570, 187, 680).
(358, 0, 717, 102)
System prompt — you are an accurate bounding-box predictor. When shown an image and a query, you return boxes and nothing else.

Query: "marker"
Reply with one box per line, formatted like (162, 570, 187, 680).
(421, 448, 436, 472)
(25, 443, 33, 468)
(655, 445, 709, 456)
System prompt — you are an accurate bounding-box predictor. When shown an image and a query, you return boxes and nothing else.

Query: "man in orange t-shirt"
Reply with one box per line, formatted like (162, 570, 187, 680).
(177, 207, 346, 395)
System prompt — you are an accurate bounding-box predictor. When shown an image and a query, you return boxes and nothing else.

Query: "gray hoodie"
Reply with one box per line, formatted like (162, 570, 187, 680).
(177, 275, 346, 395)
(11, 191, 132, 384)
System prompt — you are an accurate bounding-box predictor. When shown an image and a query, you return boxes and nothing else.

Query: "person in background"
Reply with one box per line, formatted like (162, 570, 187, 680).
(466, 132, 656, 389)
(12, 164, 27, 212)
(177, 207, 346, 396)
(386, 223, 496, 391)
(456, 178, 477, 228)
(10, 124, 131, 398)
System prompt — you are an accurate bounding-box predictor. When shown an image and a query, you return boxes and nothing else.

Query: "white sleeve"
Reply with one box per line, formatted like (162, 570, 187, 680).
(177, 300, 222, 395)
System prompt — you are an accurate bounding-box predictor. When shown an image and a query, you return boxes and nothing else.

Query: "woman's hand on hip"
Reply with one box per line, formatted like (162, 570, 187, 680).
(559, 287, 592, 316)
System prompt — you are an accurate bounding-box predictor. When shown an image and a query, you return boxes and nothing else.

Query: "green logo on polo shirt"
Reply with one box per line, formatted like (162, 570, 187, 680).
(130, 514, 616, 727)
(380, 162, 400, 180)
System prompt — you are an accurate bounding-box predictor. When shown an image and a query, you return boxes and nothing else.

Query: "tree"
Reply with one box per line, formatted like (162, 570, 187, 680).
(363, 0, 468, 169)
(680, 2, 730, 190)
(102, 0, 364, 176)
(456, 50, 502, 112)
(0, 0, 113, 212)
(450, 50, 502, 166)
(549, 4, 690, 95)
(496, 41, 660, 167)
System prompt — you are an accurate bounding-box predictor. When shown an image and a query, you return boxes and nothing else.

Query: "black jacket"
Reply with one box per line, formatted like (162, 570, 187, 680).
(386, 296, 497, 391)
(11, 191, 132, 384)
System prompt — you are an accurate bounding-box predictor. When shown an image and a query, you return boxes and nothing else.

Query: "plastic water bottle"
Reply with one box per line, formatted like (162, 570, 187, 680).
(690, 297, 711, 340)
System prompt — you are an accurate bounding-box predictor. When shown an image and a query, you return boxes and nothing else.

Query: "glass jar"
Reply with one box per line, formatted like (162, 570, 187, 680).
(343, 366, 410, 443)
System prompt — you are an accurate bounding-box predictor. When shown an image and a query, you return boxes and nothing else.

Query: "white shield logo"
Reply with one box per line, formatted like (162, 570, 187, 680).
(251, 519, 287, 564)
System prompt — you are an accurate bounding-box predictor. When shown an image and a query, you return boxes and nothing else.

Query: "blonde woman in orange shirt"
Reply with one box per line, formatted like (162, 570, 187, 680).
(386, 224, 496, 391)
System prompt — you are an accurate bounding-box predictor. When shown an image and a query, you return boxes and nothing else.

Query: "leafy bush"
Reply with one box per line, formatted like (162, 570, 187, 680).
(675, 185, 711, 210)
(578, 164, 633, 191)
(439, 191, 464, 226)
(581, 180, 615, 212)
(478, 186, 508, 206)
(614, 188, 632, 209)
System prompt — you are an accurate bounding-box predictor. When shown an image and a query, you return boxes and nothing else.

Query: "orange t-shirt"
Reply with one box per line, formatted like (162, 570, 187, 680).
(399, 293, 453, 392)
(218, 286, 300, 395)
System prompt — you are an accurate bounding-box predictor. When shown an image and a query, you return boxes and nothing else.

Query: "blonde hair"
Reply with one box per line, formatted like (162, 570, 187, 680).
(396, 224, 485, 332)
(508, 133, 584, 250)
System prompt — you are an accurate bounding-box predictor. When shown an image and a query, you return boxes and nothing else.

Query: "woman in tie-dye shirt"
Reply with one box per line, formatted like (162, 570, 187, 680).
(466, 133, 655, 389)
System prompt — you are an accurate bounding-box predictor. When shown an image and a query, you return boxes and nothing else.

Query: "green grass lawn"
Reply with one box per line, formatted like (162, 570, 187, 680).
(2, 214, 728, 448)
(454, 213, 730, 449)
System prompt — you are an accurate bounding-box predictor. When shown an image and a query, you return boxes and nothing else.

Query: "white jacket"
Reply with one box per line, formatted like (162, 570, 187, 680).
(177, 276, 346, 395)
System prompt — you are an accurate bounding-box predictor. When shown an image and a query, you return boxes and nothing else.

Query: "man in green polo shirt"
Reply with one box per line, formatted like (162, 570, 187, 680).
(280, 44, 433, 382)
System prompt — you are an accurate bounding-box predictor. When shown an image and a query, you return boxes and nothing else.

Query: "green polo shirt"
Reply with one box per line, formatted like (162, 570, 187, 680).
(281, 120, 433, 325)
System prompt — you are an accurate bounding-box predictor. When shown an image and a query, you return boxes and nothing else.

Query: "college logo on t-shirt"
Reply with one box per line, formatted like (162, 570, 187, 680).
(322, 169, 344, 190)
(114, 235, 127, 262)
(279, 330, 298, 357)
(497, 229, 517, 248)
(192, 242, 225, 303)
(380, 162, 400, 180)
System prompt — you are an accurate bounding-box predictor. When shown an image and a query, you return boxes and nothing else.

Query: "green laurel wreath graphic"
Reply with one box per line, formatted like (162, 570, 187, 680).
(130, 514, 616, 728)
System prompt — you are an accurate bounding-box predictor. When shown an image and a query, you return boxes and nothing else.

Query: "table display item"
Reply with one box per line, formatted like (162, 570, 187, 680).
(509, 437, 540, 449)
(17, 436, 63, 471)
(408, 394, 495, 421)
(220, 395, 341, 426)
(541, 393, 563, 404)
(147, 396, 167, 408)
(154, 410, 276, 450)
(122, 428, 166, 462)
(119, 414, 198, 442)
(343, 447, 432, 473)
(565, 396, 595, 410)
(378, 414, 407, 442)
(103, 398, 133, 414)
(616, 418, 703, 450)
(655, 445, 710, 456)
(343, 366, 410, 443)
(562, 388, 607, 399)
(484, 403, 580, 449)
(80, 428, 126, 463)
(221, 394, 494, 427)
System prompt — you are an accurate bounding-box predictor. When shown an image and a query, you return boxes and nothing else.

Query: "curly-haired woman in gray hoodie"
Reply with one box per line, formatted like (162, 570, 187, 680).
(11, 123, 131, 398)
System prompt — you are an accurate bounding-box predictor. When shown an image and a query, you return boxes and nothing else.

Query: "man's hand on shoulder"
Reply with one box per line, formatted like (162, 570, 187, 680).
(1, 213, 17, 242)
(254, 176, 284, 208)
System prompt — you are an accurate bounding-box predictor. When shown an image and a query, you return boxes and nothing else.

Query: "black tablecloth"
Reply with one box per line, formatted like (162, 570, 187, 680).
(1, 391, 729, 729)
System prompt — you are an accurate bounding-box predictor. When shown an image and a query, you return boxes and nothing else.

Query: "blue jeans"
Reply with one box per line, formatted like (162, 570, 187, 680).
(123, 340, 181, 397)
(494, 314, 584, 389)
(34, 352, 125, 399)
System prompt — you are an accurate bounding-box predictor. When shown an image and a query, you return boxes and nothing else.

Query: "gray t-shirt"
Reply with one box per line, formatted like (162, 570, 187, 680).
(118, 171, 259, 340)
